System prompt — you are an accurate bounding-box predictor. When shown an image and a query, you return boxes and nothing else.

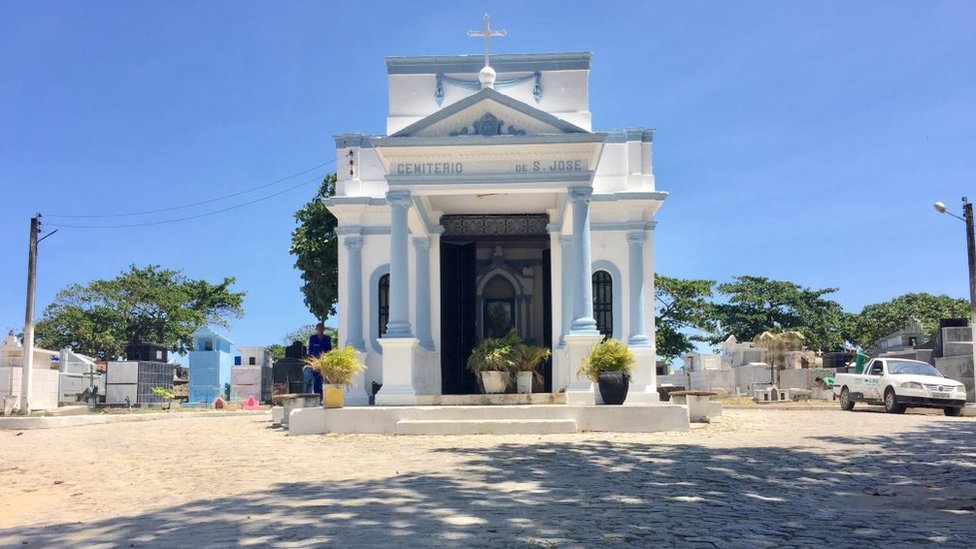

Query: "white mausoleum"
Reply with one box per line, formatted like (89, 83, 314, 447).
(325, 49, 666, 406)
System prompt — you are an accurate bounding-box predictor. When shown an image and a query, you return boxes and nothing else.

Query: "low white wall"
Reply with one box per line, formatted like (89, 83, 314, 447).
(0, 367, 60, 411)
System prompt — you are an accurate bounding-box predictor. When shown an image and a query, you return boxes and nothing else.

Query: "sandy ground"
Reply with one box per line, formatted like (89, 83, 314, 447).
(1, 407, 974, 548)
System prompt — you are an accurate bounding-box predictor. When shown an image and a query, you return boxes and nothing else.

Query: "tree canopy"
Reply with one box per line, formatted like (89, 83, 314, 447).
(710, 275, 848, 352)
(290, 173, 338, 321)
(850, 293, 970, 350)
(36, 265, 244, 359)
(654, 275, 716, 361)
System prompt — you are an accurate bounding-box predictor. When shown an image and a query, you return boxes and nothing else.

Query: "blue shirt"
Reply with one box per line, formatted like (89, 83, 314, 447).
(308, 334, 332, 358)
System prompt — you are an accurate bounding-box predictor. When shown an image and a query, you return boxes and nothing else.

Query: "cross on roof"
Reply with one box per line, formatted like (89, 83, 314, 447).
(467, 13, 506, 68)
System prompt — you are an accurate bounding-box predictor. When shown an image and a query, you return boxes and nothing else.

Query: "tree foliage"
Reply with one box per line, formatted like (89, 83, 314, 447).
(710, 275, 848, 352)
(654, 275, 716, 361)
(268, 324, 338, 360)
(850, 293, 970, 350)
(36, 265, 244, 359)
(290, 173, 338, 321)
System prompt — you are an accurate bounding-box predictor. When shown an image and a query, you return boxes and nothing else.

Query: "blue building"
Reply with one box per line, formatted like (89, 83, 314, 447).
(188, 327, 234, 404)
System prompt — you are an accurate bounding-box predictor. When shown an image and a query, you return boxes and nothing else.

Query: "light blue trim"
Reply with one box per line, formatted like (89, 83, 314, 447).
(435, 71, 542, 104)
(334, 134, 377, 148)
(322, 197, 388, 207)
(388, 88, 591, 138)
(603, 128, 655, 144)
(369, 264, 391, 355)
(592, 260, 622, 342)
(411, 196, 441, 235)
(385, 190, 413, 338)
(590, 221, 656, 232)
(591, 192, 669, 203)
(569, 186, 599, 335)
(335, 225, 390, 236)
(558, 235, 573, 347)
(374, 133, 607, 147)
(385, 52, 591, 74)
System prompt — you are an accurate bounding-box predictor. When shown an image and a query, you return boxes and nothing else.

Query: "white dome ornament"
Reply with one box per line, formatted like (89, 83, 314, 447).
(468, 13, 506, 90)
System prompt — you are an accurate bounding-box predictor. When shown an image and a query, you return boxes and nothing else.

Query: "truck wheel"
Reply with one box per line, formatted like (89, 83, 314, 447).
(944, 407, 962, 417)
(840, 387, 855, 411)
(884, 388, 906, 414)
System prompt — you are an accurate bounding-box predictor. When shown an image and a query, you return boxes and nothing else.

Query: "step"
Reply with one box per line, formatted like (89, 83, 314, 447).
(395, 418, 578, 436)
(415, 393, 566, 406)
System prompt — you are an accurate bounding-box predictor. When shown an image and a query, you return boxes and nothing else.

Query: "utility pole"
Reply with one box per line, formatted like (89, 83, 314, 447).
(964, 197, 976, 403)
(20, 214, 40, 415)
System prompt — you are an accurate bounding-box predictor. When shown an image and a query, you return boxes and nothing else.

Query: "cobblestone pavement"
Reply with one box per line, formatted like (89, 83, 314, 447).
(1, 408, 974, 548)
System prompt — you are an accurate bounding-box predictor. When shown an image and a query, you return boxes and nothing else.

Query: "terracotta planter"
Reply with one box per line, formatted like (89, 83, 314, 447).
(323, 384, 345, 409)
(480, 371, 509, 394)
(516, 371, 533, 394)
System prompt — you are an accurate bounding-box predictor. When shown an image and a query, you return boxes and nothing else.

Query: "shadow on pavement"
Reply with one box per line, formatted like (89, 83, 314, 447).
(3, 421, 974, 548)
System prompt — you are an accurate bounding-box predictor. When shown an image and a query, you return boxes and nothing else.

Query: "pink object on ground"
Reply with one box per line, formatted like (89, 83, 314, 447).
(213, 397, 225, 409)
(241, 396, 260, 411)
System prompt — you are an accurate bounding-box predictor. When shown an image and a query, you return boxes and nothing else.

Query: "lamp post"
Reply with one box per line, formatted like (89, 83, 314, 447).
(934, 197, 976, 402)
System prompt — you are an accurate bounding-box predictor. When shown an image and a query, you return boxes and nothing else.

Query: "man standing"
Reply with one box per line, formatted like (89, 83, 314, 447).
(853, 348, 869, 374)
(304, 322, 333, 400)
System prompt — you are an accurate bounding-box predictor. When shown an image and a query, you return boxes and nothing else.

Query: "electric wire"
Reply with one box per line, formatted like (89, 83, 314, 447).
(47, 174, 325, 229)
(45, 160, 335, 219)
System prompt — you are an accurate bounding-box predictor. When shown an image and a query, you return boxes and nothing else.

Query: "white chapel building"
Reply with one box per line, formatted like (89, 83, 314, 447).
(325, 48, 667, 406)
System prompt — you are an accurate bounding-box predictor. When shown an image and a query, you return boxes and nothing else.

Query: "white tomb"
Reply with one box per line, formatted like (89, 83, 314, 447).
(325, 41, 666, 410)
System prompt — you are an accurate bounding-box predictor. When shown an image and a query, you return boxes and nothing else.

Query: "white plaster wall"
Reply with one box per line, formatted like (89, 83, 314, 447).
(593, 141, 655, 193)
(590, 230, 632, 341)
(0, 367, 59, 410)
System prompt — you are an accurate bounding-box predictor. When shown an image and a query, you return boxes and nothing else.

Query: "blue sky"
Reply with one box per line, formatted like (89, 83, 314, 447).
(2, 1, 975, 353)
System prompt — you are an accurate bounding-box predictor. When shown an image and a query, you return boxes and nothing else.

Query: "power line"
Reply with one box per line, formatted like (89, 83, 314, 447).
(46, 160, 335, 219)
(47, 175, 324, 229)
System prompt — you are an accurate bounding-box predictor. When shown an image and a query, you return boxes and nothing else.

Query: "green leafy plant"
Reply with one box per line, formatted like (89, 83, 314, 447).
(515, 344, 551, 372)
(304, 346, 366, 388)
(467, 332, 520, 374)
(578, 339, 635, 382)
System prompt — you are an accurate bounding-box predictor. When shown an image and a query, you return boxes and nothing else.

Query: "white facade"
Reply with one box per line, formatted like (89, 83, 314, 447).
(325, 52, 666, 405)
(0, 330, 60, 411)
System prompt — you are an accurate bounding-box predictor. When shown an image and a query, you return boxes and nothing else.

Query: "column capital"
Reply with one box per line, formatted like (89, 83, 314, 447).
(343, 235, 364, 251)
(626, 231, 646, 245)
(412, 236, 431, 251)
(568, 186, 593, 204)
(386, 190, 412, 207)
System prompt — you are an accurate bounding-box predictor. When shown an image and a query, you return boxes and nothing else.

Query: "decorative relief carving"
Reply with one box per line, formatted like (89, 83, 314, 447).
(440, 214, 550, 237)
(450, 112, 527, 136)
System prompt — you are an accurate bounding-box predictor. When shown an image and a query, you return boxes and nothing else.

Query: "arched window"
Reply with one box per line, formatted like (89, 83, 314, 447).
(378, 274, 390, 337)
(592, 270, 613, 340)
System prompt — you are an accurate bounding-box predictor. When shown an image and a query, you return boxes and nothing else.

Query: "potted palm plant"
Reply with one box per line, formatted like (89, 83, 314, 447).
(466, 335, 518, 394)
(514, 343, 550, 394)
(578, 339, 635, 405)
(304, 346, 366, 408)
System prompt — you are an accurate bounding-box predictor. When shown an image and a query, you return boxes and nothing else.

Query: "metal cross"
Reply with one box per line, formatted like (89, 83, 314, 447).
(467, 13, 506, 68)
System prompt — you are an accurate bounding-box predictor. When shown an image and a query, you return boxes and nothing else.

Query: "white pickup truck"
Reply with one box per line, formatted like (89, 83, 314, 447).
(834, 358, 967, 416)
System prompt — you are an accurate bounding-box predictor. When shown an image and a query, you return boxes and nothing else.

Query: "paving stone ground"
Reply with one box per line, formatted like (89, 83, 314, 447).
(1, 407, 974, 548)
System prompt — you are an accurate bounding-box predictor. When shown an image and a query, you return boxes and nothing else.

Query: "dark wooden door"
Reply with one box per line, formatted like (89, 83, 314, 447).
(440, 240, 478, 394)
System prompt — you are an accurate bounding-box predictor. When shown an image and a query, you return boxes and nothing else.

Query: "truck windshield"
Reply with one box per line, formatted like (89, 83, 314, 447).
(887, 361, 943, 377)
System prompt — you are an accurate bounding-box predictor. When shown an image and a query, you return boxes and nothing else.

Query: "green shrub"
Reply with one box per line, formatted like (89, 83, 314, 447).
(577, 339, 635, 382)
(467, 333, 519, 373)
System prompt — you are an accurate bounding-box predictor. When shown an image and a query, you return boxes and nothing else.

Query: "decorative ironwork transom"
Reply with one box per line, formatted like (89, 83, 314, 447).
(440, 214, 549, 237)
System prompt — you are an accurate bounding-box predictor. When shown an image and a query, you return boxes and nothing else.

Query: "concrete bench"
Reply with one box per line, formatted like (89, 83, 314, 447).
(668, 391, 718, 422)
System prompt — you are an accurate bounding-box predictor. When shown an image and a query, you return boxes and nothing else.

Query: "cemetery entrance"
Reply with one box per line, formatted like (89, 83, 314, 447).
(439, 214, 553, 395)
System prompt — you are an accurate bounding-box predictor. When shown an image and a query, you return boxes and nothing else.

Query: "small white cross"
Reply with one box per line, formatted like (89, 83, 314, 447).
(468, 13, 506, 68)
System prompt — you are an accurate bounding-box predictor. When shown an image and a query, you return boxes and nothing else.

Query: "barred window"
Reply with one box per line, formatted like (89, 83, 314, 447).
(378, 274, 390, 337)
(592, 271, 613, 340)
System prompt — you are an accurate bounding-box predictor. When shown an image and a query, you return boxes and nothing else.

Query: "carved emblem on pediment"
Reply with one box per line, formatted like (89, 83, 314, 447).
(450, 112, 527, 137)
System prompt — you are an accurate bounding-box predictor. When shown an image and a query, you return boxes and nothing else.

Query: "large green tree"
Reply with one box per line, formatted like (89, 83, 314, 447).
(290, 173, 338, 321)
(654, 275, 717, 361)
(850, 293, 970, 350)
(36, 265, 244, 359)
(710, 275, 848, 352)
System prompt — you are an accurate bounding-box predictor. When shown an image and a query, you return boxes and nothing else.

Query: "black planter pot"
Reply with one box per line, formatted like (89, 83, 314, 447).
(597, 372, 630, 405)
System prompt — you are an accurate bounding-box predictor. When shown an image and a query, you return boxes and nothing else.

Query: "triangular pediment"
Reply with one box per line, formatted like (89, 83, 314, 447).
(391, 88, 589, 138)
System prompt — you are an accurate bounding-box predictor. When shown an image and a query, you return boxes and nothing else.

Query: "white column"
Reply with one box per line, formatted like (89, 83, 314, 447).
(569, 187, 599, 335)
(343, 235, 365, 351)
(413, 237, 434, 350)
(384, 190, 413, 338)
(627, 231, 650, 347)
(559, 235, 573, 347)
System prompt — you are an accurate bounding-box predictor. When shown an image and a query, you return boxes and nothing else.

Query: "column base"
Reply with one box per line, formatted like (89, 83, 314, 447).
(343, 351, 370, 406)
(628, 346, 659, 402)
(375, 337, 419, 406)
(564, 333, 605, 405)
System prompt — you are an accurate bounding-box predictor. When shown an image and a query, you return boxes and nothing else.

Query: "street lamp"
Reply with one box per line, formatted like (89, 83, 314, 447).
(933, 197, 976, 403)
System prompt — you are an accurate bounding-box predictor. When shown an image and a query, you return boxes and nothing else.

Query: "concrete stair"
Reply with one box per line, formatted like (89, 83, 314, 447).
(396, 418, 578, 435)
